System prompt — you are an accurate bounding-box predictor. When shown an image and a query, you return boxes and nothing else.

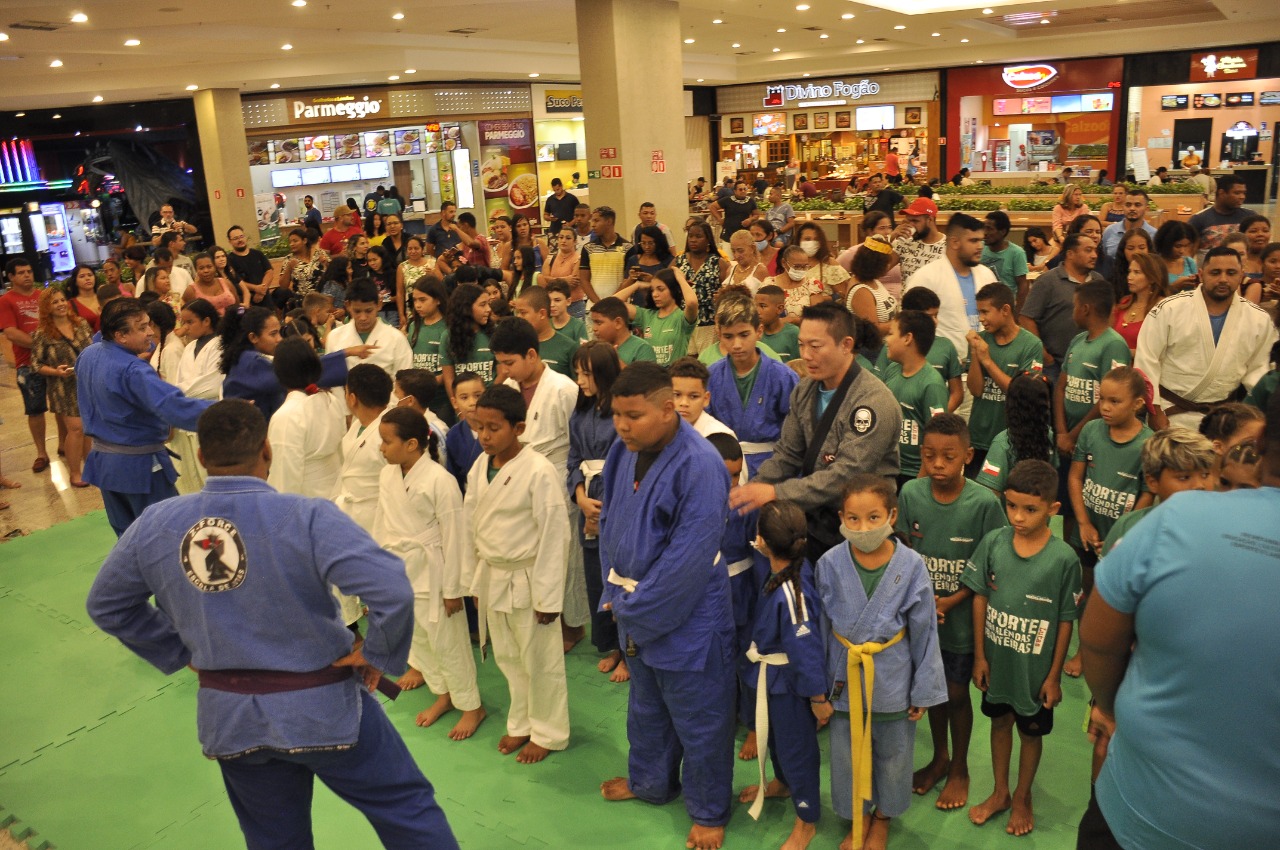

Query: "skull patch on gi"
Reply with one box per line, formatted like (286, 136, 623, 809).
(852, 407, 875, 434)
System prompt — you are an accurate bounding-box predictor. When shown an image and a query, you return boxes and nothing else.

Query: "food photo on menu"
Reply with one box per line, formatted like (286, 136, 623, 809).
(335, 133, 362, 159)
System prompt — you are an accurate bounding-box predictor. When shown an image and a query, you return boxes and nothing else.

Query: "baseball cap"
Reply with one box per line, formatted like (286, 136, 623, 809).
(902, 197, 938, 217)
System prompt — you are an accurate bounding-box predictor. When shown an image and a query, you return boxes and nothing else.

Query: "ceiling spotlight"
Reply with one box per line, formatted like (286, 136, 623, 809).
(803, 73, 810, 77)
(270, 82, 280, 88)
(70, 12, 88, 23)
(732, 42, 741, 47)
(976, 59, 984, 63)
(961, 38, 970, 43)
(1040, 17, 1050, 23)
(281, 43, 292, 50)
(75, 131, 81, 136)
(292, 0, 306, 5)
(893, 24, 906, 30)
(856, 38, 865, 44)
(776, 28, 786, 33)
(712, 18, 722, 24)
(392, 12, 404, 19)
(404, 68, 416, 73)
(0, 33, 8, 42)
(982, 7, 994, 13)
(932, 32, 941, 36)
(841, 13, 854, 19)
(125, 38, 141, 46)
(696, 78, 704, 82)
(388, 75, 399, 81)
(50, 59, 64, 67)
(52, 114, 62, 119)
(796, 4, 810, 9)
(186, 84, 198, 91)
(528, 72, 540, 77)
(14, 112, 23, 117)
(820, 33, 829, 38)
(772, 47, 781, 52)
(92, 95, 103, 102)
(135, 125, 143, 131)
(684, 37, 695, 43)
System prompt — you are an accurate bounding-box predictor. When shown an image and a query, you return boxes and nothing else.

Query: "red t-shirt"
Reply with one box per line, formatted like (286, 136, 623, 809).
(0, 288, 40, 367)
(318, 223, 364, 256)
(885, 150, 901, 177)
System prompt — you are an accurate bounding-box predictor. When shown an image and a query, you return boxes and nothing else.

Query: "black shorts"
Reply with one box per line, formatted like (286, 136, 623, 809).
(941, 649, 974, 687)
(981, 693, 1054, 737)
(16, 365, 48, 416)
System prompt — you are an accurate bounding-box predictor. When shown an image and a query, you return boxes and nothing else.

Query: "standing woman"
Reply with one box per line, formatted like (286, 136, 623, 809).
(837, 211, 903, 298)
(511, 215, 546, 271)
(623, 226, 676, 293)
(541, 229, 584, 316)
(1052, 184, 1092, 240)
(64, 264, 102, 334)
(364, 245, 400, 326)
(121, 246, 148, 293)
(1153, 220, 1199, 291)
(277, 227, 330, 306)
(792, 220, 850, 302)
(183, 252, 240, 316)
(726, 230, 770, 293)
(1260, 243, 1280, 305)
(101, 258, 128, 296)
(675, 220, 729, 354)
(510, 246, 538, 300)
(1097, 184, 1127, 224)
(1108, 229, 1154, 303)
(439, 282, 497, 398)
(488, 216, 514, 279)
(844, 235, 897, 337)
(1112, 252, 1169, 353)
(749, 220, 781, 276)
(346, 233, 372, 277)
(1238, 214, 1271, 302)
(396, 235, 436, 326)
(365, 212, 385, 240)
(31, 288, 93, 487)
(374, 213, 408, 266)
(170, 299, 224, 494)
(146, 300, 185, 384)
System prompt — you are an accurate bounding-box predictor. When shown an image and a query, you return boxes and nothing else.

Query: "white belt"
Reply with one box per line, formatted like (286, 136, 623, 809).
(739, 441, 774, 454)
(579, 459, 606, 494)
(726, 556, 754, 578)
(746, 641, 791, 821)
(474, 554, 537, 656)
(385, 526, 445, 621)
(606, 568, 638, 593)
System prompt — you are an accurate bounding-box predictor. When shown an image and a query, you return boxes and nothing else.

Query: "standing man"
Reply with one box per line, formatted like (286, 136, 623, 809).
(86, 399, 460, 850)
(150, 248, 194, 298)
(903, 213, 999, 360)
(318, 206, 364, 256)
(0, 258, 51, 473)
(732, 302, 901, 563)
(1096, 189, 1157, 280)
(889, 197, 947, 286)
(763, 186, 797, 244)
(571, 203, 594, 250)
(981, 210, 1030, 312)
(150, 202, 196, 247)
(709, 181, 759, 246)
(864, 173, 904, 226)
(77, 298, 215, 535)
(226, 225, 277, 307)
(1186, 164, 1215, 200)
(301, 195, 323, 232)
(598, 363, 735, 850)
(426, 201, 464, 258)
(1135, 246, 1277, 429)
(1020, 234, 1107, 383)
(578, 207, 632, 304)
(544, 178, 579, 235)
(1188, 174, 1254, 256)
(157, 231, 196, 278)
(630, 202, 675, 247)
(885, 146, 902, 184)
(1077, 397, 1280, 850)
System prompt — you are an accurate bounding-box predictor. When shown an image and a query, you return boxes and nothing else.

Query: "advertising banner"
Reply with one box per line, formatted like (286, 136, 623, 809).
(478, 119, 540, 225)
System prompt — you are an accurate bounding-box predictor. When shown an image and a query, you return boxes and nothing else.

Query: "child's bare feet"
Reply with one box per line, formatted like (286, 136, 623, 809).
(415, 694, 454, 728)
(912, 756, 950, 794)
(598, 650, 623, 674)
(516, 740, 552, 764)
(969, 790, 1012, 825)
(863, 814, 890, 850)
(448, 707, 486, 740)
(397, 667, 425, 690)
(601, 777, 638, 801)
(498, 734, 530, 755)
(1006, 792, 1035, 836)
(936, 770, 970, 810)
(738, 729, 758, 761)
(609, 657, 630, 683)
(0, 476, 22, 489)
(780, 817, 816, 850)
(1063, 653, 1082, 678)
(686, 823, 725, 850)
(562, 623, 585, 653)
(738, 777, 791, 803)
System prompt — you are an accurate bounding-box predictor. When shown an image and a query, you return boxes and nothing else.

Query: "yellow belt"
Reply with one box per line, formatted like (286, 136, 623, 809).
(834, 628, 905, 840)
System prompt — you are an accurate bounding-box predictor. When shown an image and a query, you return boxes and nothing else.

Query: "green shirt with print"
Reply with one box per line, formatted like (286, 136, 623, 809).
(981, 243, 1029, 299)
(734, 359, 760, 405)
(616, 333, 658, 365)
(927, 335, 965, 382)
(897, 478, 1007, 654)
(1071, 419, 1153, 547)
(409, 319, 448, 374)
(440, 328, 497, 385)
(634, 306, 695, 366)
(976, 429, 1059, 494)
(762, 324, 801, 362)
(960, 527, 1082, 716)
(883, 362, 950, 477)
(970, 328, 1043, 450)
(538, 331, 580, 378)
(554, 315, 590, 345)
(1061, 328, 1132, 430)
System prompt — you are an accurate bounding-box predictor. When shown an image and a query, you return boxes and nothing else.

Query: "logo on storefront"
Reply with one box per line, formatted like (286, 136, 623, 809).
(762, 79, 881, 106)
(291, 94, 383, 121)
(1001, 64, 1059, 91)
(1191, 50, 1257, 82)
(544, 90, 584, 113)
(480, 120, 529, 143)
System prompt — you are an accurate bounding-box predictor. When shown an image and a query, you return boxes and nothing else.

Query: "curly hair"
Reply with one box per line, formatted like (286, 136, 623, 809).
(446, 282, 488, 364)
(37, 286, 87, 340)
(1005, 372, 1055, 467)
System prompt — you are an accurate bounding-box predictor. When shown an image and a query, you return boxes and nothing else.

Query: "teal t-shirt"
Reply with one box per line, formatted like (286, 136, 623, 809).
(897, 478, 1007, 653)
(616, 333, 658, 365)
(538, 330, 580, 378)
(981, 243, 1029, 299)
(976, 429, 1059, 494)
(883, 362, 949, 477)
(1071, 420, 1153, 546)
(440, 328, 497, 385)
(927, 335, 965, 382)
(960, 527, 1082, 716)
(970, 328, 1044, 450)
(1061, 328, 1133, 430)
(762, 324, 801, 363)
(734, 359, 761, 405)
(634, 306, 694, 366)
(554, 315, 590, 345)
(409, 319, 448, 374)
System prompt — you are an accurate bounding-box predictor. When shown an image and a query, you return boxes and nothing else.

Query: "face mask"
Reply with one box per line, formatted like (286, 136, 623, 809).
(787, 267, 808, 282)
(800, 240, 821, 257)
(840, 519, 895, 553)
(755, 240, 768, 252)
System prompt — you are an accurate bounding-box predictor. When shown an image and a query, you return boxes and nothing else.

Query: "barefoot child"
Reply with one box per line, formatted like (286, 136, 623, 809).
(738, 501, 830, 849)
(442, 371, 486, 493)
(462, 385, 571, 764)
(882, 310, 949, 488)
(267, 337, 346, 498)
(374, 407, 486, 740)
(960, 460, 1082, 836)
(816, 474, 947, 850)
(896, 414, 1006, 811)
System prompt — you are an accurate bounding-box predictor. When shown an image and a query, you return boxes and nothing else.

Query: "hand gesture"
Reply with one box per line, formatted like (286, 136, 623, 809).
(344, 343, 379, 359)
(889, 222, 914, 243)
(972, 658, 990, 692)
(534, 610, 560, 625)
(1056, 431, 1077, 457)
(331, 646, 384, 693)
(443, 597, 463, 617)
(1039, 676, 1063, 709)
(1080, 522, 1103, 554)
(966, 331, 989, 362)
(577, 493, 603, 521)
(811, 699, 834, 728)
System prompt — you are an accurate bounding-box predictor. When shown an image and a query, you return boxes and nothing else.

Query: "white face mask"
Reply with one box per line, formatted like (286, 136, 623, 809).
(787, 267, 808, 282)
(754, 240, 769, 252)
(840, 519, 895, 553)
(800, 239, 821, 257)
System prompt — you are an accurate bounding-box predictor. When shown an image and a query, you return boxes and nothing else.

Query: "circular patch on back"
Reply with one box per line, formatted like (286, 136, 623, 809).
(181, 517, 248, 592)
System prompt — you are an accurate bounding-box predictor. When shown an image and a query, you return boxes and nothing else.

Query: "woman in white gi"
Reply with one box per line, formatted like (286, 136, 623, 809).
(267, 337, 346, 498)
(171, 299, 223, 494)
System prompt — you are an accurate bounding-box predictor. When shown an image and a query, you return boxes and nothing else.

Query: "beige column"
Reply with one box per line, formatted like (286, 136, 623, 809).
(192, 89, 260, 247)
(575, 0, 688, 254)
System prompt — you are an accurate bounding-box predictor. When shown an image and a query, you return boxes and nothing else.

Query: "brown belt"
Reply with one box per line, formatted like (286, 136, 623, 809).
(1158, 385, 1228, 416)
(198, 665, 403, 701)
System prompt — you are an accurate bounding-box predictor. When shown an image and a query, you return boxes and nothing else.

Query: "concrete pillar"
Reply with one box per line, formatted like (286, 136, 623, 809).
(192, 89, 260, 247)
(575, 0, 688, 257)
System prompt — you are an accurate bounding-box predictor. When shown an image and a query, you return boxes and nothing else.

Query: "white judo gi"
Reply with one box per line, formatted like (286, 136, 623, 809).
(326, 319, 414, 378)
(267, 389, 347, 498)
(373, 457, 480, 711)
(1135, 289, 1277, 429)
(463, 447, 572, 751)
(329, 410, 387, 624)
(171, 335, 223, 494)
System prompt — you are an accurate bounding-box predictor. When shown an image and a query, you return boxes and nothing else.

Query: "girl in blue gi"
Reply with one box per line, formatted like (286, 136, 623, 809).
(566, 341, 626, 681)
(738, 500, 830, 850)
(816, 474, 947, 850)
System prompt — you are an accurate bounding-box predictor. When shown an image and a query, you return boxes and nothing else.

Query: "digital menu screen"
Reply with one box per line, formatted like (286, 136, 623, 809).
(359, 161, 390, 180)
(1260, 91, 1280, 105)
(1161, 94, 1189, 110)
(1225, 92, 1255, 107)
(1080, 92, 1114, 112)
(1022, 97, 1051, 114)
(364, 130, 391, 157)
(301, 167, 330, 185)
(394, 128, 422, 156)
(1193, 93, 1223, 108)
(1050, 94, 1082, 113)
(993, 98, 1022, 116)
(752, 113, 786, 136)
(334, 133, 362, 159)
(329, 164, 360, 182)
(270, 169, 303, 188)
(302, 136, 331, 162)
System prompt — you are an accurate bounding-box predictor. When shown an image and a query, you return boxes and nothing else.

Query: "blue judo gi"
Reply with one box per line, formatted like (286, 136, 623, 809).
(221, 349, 347, 422)
(747, 566, 828, 823)
(86, 476, 458, 850)
(721, 505, 763, 726)
(814, 541, 946, 821)
(444, 423, 482, 494)
(77, 340, 214, 536)
(599, 420, 736, 827)
(567, 405, 621, 654)
(707, 352, 797, 477)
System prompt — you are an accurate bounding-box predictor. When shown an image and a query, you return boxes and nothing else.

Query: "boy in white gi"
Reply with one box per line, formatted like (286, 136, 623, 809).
(463, 385, 572, 763)
(326, 279, 414, 377)
(267, 337, 346, 498)
(375, 407, 486, 740)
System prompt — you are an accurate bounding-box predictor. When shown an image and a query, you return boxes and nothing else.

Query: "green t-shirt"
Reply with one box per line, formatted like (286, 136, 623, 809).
(486, 457, 500, 483)
(616, 333, 658, 365)
(762, 324, 801, 363)
(409, 319, 448, 374)
(970, 328, 1044, 450)
(1099, 505, 1152, 557)
(1245, 370, 1279, 412)
(634, 306, 694, 366)
(855, 345, 891, 381)
(698, 340, 783, 366)
(927, 335, 965, 382)
(538, 330, 580, 378)
(883, 362, 949, 477)
(976, 429, 1059, 494)
(897, 478, 1007, 654)
(440, 328, 497, 385)
(981, 243, 1029, 299)
(960, 527, 1082, 716)
(554, 315, 590, 345)
(1061, 328, 1132, 430)
(734, 359, 761, 405)
(1071, 420, 1153, 546)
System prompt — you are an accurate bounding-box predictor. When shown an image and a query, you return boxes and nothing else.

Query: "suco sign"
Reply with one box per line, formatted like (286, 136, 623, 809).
(1001, 65, 1059, 91)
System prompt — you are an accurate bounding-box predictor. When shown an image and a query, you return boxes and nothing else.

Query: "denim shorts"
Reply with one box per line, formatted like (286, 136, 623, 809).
(16, 365, 48, 416)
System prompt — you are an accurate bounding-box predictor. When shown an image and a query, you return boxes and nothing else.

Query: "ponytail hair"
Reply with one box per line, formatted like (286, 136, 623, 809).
(219, 305, 275, 374)
(381, 406, 439, 462)
(758, 500, 810, 607)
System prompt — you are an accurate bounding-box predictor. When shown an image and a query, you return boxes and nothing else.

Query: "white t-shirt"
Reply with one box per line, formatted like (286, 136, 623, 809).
(903, 256, 998, 358)
(891, 236, 947, 285)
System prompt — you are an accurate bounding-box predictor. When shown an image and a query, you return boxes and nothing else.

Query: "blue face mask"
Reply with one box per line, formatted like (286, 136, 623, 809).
(755, 240, 768, 251)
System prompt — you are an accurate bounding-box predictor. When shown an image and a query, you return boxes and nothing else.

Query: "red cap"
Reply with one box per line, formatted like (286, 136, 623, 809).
(902, 197, 938, 217)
